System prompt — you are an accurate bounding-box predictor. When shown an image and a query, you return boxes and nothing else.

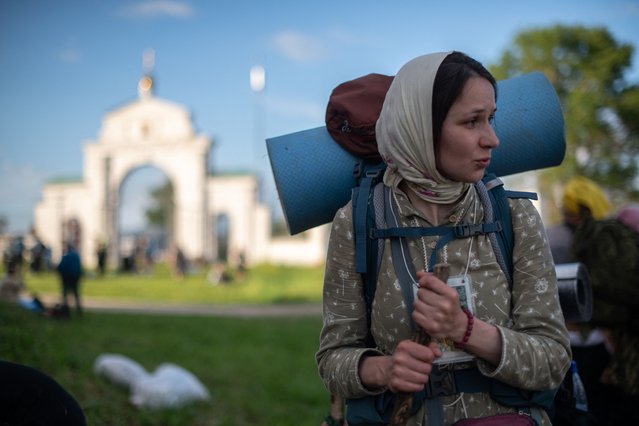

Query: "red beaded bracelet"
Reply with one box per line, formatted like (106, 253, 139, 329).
(454, 308, 474, 349)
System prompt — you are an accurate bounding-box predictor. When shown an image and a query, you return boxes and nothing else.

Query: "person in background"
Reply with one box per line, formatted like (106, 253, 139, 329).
(3, 235, 25, 275)
(96, 241, 107, 276)
(1, 261, 46, 313)
(616, 203, 639, 234)
(170, 244, 188, 280)
(0, 261, 26, 303)
(57, 242, 84, 316)
(316, 51, 570, 425)
(30, 237, 47, 273)
(552, 176, 639, 425)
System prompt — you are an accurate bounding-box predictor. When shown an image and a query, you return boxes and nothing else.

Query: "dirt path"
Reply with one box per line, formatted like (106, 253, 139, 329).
(38, 294, 323, 318)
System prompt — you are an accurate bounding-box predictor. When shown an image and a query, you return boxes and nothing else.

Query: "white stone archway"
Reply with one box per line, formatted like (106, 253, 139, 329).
(33, 69, 329, 270)
(86, 96, 210, 265)
(36, 76, 212, 268)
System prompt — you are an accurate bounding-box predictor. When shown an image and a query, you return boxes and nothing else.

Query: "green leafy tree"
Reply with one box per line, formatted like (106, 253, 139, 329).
(491, 25, 639, 205)
(145, 180, 174, 229)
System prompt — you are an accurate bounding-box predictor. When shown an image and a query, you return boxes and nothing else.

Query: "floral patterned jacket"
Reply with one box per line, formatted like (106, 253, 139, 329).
(316, 185, 571, 425)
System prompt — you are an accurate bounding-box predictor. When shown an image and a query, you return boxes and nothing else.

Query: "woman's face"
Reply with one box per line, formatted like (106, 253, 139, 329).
(437, 76, 499, 183)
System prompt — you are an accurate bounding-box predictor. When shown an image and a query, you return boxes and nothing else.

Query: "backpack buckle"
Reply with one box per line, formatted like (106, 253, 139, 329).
(353, 161, 363, 179)
(353, 161, 386, 180)
(364, 168, 383, 178)
(454, 223, 486, 238)
(454, 222, 503, 238)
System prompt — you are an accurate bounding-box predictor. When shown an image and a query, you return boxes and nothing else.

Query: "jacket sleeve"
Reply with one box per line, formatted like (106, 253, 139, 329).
(316, 203, 386, 399)
(476, 198, 572, 390)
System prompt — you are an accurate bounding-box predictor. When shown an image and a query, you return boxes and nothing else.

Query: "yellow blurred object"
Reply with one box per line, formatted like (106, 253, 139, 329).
(563, 176, 612, 219)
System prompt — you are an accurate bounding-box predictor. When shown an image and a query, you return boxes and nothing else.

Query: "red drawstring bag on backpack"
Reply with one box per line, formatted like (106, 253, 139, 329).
(325, 73, 394, 162)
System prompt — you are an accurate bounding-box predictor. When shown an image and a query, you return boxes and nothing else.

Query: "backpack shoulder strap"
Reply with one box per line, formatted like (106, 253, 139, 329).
(475, 173, 537, 289)
(383, 185, 419, 329)
(352, 162, 386, 274)
(351, 162, 386, 334)
(361, 182, 386, 312)
(363, 183, 421, 332)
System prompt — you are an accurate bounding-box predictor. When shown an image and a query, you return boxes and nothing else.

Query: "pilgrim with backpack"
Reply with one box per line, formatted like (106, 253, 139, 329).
(267, 51, 582, 425)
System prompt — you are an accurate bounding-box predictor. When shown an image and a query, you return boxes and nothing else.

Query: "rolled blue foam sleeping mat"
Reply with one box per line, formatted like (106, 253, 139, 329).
(267, 71, 565, 234)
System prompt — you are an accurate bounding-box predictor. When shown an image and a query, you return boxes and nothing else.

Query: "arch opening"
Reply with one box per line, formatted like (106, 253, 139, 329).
(118, 165, 173, 273)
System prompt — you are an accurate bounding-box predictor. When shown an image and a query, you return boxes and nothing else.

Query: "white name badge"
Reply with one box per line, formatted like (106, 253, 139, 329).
(434, 274, 476, 365)
(447, 275, 475, 314)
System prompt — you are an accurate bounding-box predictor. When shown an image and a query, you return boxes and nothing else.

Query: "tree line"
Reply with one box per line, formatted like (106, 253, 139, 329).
(491, 25, 639, 212)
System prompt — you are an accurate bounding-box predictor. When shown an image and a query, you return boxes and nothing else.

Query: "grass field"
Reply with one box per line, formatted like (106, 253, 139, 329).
(1, 263, 331, 425)
(22, 262, 325, 305)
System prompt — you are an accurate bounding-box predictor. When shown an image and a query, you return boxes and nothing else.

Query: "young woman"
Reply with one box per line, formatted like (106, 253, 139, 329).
(316, 51, 571, 425)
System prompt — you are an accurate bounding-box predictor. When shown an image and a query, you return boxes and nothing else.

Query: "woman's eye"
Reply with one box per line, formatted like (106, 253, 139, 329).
(488, 115, 495, 125)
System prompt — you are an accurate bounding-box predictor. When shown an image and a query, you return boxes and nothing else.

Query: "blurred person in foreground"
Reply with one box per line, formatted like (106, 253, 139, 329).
(0, 360, 86, 425)
(549, 176, 639, 424)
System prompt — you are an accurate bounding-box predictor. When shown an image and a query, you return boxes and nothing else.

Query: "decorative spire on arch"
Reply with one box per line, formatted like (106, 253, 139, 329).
(138, 48, 156, 99)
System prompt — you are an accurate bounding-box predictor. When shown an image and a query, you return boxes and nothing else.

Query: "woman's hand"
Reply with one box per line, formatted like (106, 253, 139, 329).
(359, 340, 442, 393)
(413, 271, 468, 342)
(413, 270, 503, 366)
(388, 339, 442, 393)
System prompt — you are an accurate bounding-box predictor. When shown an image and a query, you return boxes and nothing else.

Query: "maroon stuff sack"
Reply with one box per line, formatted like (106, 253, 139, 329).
(325, 73, 394, 162)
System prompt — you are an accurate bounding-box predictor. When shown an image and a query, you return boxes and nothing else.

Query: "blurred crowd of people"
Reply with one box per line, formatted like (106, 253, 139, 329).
(1, 230, 250, 316)
(547, 176, 639, 425)
(2, 234, 52, 275)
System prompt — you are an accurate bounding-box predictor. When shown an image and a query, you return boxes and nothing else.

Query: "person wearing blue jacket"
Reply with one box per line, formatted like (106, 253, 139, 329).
(57, 242, 84, 315)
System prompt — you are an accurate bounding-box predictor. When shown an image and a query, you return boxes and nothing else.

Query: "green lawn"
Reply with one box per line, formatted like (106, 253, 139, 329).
(1, 263, 332, 425)
(23, 262, 325, 305)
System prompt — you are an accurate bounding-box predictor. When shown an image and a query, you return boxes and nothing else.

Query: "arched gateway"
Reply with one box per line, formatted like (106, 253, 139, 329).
(34, 68, 327, 269)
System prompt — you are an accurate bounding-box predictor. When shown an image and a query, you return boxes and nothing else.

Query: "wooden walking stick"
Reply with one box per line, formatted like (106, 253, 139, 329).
(323, 394, 345, 426)
(389, 263, 450, 426)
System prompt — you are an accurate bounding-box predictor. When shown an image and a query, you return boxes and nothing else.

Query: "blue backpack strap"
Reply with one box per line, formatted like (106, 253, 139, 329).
(383, 185, 419, 330)
(372, 223, 501, 240)
(361, 182, 386, 317)
(351, 164, 386, 348)
(476, 173, 538, 288)
(373, 223, 502, 274)
(352, 162, 386, 274)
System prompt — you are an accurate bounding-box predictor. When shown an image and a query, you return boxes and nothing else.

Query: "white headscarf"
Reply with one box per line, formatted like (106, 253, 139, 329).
(376, 52, 469, 204)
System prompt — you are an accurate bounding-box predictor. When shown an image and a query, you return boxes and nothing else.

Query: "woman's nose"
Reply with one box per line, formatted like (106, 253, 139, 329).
(481, 125, 499, 148)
